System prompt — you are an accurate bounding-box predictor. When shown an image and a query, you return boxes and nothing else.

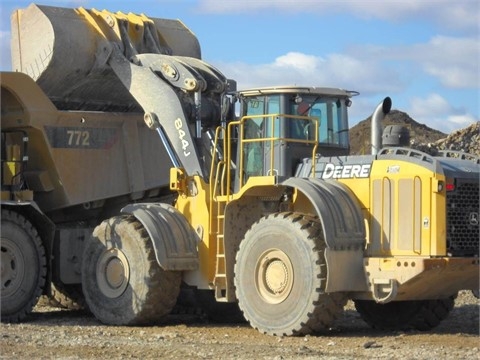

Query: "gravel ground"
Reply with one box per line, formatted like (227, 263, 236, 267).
(1, 291, 478, 359)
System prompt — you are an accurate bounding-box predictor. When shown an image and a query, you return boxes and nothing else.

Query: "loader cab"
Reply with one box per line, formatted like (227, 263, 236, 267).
(235, 86, 353, 185)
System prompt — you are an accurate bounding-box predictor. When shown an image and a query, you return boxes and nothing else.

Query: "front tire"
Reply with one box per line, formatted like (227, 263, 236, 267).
(1, 210, 46, 323)
(82, 215, 181, 325)
(354, 295, 456, 331)
(234, 212, 346, 336)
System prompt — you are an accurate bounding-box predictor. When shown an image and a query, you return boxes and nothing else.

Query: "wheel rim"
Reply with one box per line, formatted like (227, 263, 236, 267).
(1, 237, 26, 297)
(255, 249, 294, 304)
(96, 248, 130, 298)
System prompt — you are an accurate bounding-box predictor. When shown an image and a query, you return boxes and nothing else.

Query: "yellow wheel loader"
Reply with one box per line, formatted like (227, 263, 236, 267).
(1, 4, 478, 336)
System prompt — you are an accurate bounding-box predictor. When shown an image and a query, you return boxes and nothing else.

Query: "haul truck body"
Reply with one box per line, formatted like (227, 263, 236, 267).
(1, 4, 478, 336)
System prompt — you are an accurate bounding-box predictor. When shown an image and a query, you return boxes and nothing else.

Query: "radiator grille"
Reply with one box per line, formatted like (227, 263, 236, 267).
(446, 181, 479, 256)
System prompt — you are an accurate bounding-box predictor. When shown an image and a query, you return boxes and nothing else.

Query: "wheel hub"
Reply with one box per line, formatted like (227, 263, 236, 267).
(255, 249, 294, 304)
(265, 260, 289, 294)
(96, 248, 130, 298)
(1, 238, 25, 296)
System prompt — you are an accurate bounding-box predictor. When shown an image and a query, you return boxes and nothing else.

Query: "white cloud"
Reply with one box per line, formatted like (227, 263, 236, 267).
(273, 52, 320, 71)
(424, 35, 479, 87)
(411, 93, 452, 117)
(426, 65, 477, 89)
(196, 0, 479, 32)
(448, 114, 477, 126)
(215, 51, 402, 94)
(347, 35, 479, 90)
(409, 93, 478, 132)
(404, 36, 479, 89)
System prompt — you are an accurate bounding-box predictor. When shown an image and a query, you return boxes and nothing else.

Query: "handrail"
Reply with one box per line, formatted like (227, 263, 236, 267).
(437, 150, 480, 163)
(209, 126, 226, 234)
(212, 113, 320, 202)
(226, 114, 319, 193)
(378, 147, 435, 163)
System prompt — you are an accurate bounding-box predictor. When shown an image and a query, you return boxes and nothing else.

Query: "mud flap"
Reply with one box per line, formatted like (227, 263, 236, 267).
(121, 203, 199, 271)
(325, 248, 368, 292)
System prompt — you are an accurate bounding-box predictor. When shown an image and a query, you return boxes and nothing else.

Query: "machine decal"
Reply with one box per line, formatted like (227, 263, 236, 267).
(44, 126, 119, 149)
(321, 163, 371, 179)
(387, 165, 400, 174)
(174, 118, 191, 157)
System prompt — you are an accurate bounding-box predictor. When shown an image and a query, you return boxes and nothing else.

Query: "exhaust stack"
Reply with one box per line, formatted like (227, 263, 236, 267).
(371, 97, 392, 155)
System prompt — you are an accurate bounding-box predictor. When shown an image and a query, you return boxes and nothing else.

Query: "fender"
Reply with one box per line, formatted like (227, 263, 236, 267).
(282, 177, 368, 292)
(121, 203, 199, 271)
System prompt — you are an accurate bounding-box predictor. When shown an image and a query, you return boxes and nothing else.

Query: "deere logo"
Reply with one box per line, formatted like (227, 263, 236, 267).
(469, 212, 479, 226)
(321, 163, 371, 179)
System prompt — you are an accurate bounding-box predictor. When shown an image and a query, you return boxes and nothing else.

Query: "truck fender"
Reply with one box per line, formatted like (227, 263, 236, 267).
(121, 203, 199, 271)
(282, 177, 368, 292)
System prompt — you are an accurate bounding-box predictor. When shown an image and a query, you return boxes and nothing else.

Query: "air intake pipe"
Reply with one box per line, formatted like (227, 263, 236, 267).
(371, 97, 392, 155)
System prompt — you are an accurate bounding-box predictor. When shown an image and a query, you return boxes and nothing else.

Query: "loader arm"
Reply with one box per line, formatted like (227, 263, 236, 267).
(106, 44, 210, 176)
(82, 9, 229, 177)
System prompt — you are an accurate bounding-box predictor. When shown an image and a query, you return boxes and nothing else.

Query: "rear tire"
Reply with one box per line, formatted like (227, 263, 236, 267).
(354, 295, 456, 331)
(234, 212, 346, 336)
(81, 215, 181, 325)
(1, 210, 46, 323)
(48, 282, 86, 310)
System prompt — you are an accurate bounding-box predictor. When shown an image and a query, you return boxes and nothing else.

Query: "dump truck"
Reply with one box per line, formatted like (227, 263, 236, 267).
(1, 4, 479, 336)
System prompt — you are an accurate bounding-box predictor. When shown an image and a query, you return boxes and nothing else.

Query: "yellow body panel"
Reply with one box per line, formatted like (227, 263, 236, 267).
(174, 176, 214, 287)
(175, 172, 280, 289)
(337, 158, 447, 258)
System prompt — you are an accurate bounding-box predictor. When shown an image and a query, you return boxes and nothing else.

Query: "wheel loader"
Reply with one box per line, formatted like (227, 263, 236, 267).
(1, 4, 479, 336)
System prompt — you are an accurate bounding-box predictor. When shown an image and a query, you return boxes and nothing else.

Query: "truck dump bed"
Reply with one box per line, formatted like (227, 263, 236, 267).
(1, 71, 172, 212)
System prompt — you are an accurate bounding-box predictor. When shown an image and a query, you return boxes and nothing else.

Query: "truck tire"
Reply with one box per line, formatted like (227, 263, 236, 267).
(234, 212, 346, 336)
(81, 215, 181, 325)
(1, 209, 47, 323)
(354, 295, 456, 331)
(48, 282, 86, 310)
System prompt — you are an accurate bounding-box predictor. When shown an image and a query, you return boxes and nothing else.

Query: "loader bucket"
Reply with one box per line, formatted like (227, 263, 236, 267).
(11, 3, 201, 112)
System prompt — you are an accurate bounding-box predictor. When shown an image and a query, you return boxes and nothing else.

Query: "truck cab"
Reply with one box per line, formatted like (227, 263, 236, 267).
(233, 86, 354, 185)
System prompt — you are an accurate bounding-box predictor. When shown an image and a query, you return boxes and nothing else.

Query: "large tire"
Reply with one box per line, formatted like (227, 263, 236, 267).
(48, 282, 86, 310)
(1, 209, 46, 322)
(234, 212, 346, 336)
(81, 215, 181, 325)
(354, 295, 457, 331)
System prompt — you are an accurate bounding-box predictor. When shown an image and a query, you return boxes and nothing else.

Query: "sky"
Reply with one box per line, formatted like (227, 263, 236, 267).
(1, 0, 479, 134)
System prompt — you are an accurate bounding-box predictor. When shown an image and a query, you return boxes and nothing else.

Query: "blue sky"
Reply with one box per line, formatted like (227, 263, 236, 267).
(1, 0, 478, 134)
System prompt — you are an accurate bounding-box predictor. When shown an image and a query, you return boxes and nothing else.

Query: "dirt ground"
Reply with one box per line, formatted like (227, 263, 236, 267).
(1, 291, 478, 359)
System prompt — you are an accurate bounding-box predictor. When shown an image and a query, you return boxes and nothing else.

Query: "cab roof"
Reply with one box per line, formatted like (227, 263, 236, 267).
(237, 85, 358, 98)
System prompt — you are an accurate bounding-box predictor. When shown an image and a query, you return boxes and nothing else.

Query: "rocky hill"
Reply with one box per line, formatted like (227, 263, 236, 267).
(431, 121, 479, 156)
(349, 110, 479, 157)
